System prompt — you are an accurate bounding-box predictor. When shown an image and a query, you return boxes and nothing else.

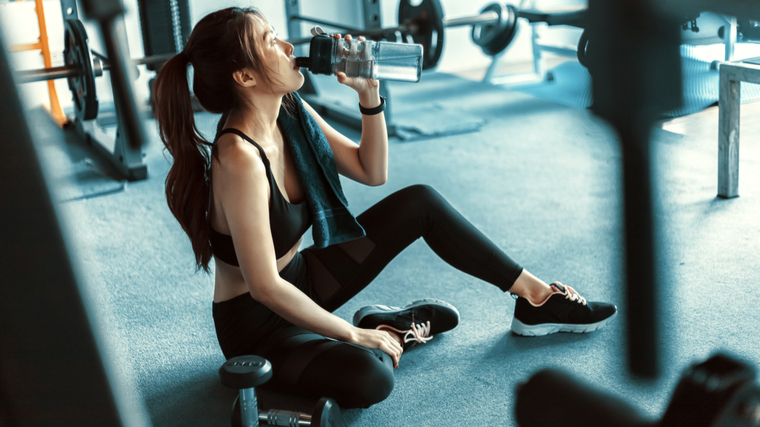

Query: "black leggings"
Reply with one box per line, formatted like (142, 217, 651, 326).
(212, 185, 523, 408)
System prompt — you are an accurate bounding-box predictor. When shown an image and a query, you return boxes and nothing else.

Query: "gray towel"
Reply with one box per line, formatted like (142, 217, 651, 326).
(215, 92, 366, 248)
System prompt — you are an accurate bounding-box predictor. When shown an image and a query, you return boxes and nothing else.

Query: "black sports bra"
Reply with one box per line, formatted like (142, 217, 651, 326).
(208, 128, 312, 265)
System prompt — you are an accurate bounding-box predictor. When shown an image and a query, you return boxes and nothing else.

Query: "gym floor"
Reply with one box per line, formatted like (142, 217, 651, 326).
(48, 64, 760, 426)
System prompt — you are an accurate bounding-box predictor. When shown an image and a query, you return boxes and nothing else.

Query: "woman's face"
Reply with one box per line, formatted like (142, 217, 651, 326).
(255, 17, 304, 94)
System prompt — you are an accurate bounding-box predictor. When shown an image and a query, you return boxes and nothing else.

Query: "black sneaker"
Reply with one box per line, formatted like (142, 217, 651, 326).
(511, 282, 617, 337)
(353, 299, 460, 348)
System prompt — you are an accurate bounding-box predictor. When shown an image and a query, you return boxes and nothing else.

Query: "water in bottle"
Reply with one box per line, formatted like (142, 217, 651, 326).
(295, 27, 423, 83)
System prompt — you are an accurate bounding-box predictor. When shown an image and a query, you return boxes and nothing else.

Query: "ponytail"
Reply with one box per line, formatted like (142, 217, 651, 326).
(154, 7, 291, 272)
(155, 52, 213, 272)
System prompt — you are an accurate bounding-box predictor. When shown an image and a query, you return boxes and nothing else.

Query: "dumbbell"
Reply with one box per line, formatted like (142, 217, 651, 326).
(219, 355, 341, 427)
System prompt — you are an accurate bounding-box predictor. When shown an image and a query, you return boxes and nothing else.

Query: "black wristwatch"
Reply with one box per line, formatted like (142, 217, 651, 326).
(359, 96, 386, 115)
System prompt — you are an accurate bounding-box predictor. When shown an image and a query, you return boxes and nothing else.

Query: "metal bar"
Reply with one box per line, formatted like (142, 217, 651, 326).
(93, 50, 175, 67)
(15, 52, 176, 83)
(17, 65, 80, 83)
(288, 9, 499, 43)
(534, 43, 579, 57)
(718, 64, 741, 198)
(289, 15, 362, 33)
(725, 16, 737, 62)
(443, 11, 499, 28)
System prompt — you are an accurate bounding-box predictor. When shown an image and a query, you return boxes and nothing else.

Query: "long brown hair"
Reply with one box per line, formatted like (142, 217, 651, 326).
(154, 7, 286, 272)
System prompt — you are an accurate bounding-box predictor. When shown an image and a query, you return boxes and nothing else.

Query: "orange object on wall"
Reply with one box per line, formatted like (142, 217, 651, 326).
(8, 0, 69, 127)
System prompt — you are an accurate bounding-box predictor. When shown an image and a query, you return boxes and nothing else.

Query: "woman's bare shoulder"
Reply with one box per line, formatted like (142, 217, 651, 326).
(213, 133, 266, 177)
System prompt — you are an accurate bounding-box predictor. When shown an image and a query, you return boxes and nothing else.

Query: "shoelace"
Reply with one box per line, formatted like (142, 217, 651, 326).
(376, 315, 434, 346)
(555, 282, 587, 306)
(509, 282, 588, 306)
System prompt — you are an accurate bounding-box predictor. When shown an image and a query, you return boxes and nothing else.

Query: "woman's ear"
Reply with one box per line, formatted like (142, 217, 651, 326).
(232, 69, 257, 87)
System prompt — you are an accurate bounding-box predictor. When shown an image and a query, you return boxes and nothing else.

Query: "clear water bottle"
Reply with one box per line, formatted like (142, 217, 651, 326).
(296, 27, 423, 83)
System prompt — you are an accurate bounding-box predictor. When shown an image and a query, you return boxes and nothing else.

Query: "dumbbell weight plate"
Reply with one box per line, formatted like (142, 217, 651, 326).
(398, 0, 445, 70)
(312, 397, 341, 427)
(63, 19, 98, 121)
(219, 355, 272, 390)
(472, 4, 518, 57)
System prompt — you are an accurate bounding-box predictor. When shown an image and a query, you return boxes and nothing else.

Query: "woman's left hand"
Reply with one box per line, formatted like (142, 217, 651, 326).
(330, 34, 380, 94)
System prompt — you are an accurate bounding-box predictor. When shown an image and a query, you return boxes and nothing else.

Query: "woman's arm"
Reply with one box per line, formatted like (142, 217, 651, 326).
(303, 95, 388, 186)
(215, 140, 402, 364)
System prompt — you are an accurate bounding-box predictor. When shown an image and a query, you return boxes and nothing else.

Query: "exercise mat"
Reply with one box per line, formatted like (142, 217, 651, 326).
(515, 43, 760, 117)
(29, 108, 127, 203)
(305, 72, 487, 141)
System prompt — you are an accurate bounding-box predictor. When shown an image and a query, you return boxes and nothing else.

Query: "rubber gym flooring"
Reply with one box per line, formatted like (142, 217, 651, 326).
(45, 71, 760, 426)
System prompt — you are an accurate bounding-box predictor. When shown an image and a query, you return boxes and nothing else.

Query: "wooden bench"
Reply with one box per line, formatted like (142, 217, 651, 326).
(718, 57, 760, 198)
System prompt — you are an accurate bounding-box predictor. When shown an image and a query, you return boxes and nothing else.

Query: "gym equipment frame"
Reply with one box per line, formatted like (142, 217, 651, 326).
(718, 57, 760, 199)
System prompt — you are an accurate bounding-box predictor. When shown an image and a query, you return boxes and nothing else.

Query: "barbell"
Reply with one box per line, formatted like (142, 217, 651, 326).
(17, 18, 174, 121)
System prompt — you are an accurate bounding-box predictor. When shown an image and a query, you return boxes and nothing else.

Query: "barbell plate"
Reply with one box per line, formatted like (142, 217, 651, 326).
(472, 4, 518, 57)
(64, 18, 98, 121)
(398, 0, 445, 70)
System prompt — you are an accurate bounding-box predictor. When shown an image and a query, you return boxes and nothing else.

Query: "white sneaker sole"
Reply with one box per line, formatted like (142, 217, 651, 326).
(353, 298, 461, 327)
(510, 311, 618, 337)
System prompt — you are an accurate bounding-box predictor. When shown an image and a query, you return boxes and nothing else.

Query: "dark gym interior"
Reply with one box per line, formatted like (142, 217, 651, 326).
(2, 0, 760, 426)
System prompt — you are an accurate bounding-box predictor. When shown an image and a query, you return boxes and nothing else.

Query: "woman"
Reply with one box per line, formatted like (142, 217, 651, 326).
(154, 7, 617, 409)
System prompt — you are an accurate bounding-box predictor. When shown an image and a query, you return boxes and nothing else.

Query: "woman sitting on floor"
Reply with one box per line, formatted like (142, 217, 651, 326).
(153, 6, 617, 409)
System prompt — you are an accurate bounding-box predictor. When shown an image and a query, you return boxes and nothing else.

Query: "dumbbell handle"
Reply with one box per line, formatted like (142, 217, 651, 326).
(237, 388, 313, 427)
(259, 409, 311, 426)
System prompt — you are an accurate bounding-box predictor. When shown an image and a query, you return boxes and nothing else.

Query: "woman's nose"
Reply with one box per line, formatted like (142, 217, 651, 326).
(284, 40, 294, 56)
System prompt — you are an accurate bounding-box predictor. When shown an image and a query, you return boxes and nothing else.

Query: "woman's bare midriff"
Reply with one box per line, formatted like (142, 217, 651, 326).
(213, 235, 302, 303)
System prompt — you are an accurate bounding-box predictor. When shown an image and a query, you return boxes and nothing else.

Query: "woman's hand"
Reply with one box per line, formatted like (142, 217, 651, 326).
(330, 34, 380, 95)
(349, 326, 403, 368)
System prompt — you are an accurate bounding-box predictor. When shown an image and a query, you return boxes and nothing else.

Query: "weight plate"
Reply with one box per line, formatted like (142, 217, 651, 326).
(472, 4, 517, 57)
(63, 19, 98, 121)
(577, 29, 590, 69)
(471, 3, 506, 52)
(312, 397, 341, 427)
(219, 355, 272, 390)
(398, 0, 445, 70)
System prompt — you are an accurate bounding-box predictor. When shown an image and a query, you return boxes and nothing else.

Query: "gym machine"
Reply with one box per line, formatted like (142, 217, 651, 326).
(219, 356, 341, 427)
(514, 0, 760, 425)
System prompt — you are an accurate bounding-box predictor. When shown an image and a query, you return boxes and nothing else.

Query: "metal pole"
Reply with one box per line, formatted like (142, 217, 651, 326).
(443, 11, 499, 28)
(15, 52, 175, 84)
